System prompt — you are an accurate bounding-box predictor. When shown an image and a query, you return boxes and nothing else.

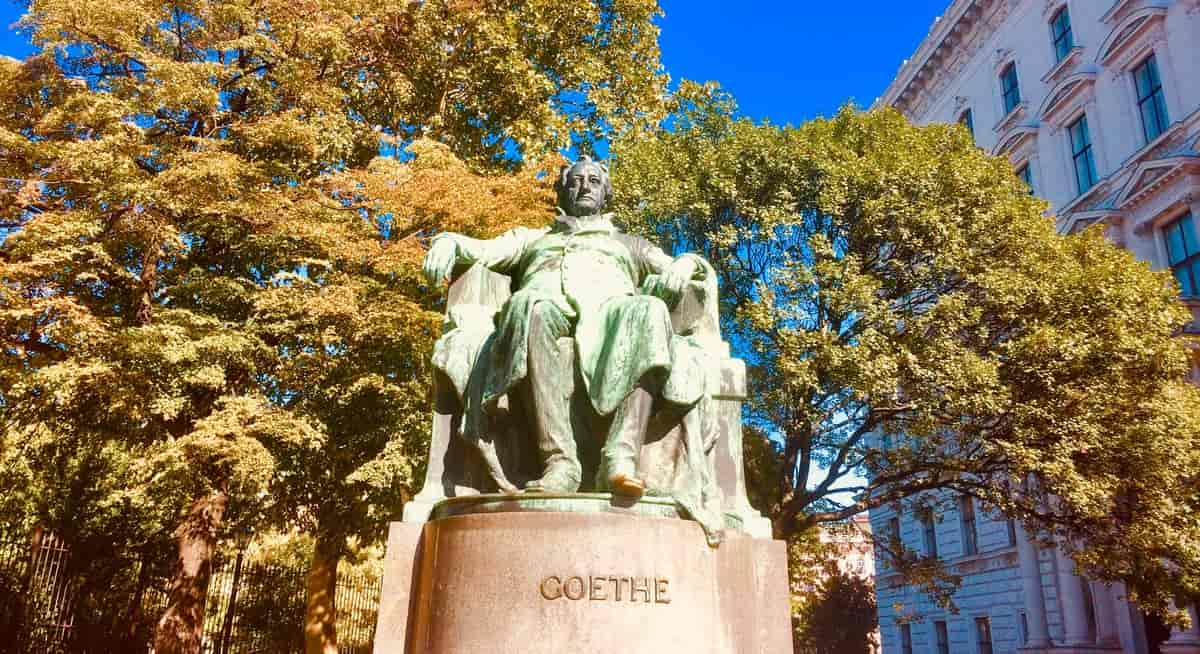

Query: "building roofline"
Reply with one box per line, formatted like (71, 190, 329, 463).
(873, 0, 981, 112)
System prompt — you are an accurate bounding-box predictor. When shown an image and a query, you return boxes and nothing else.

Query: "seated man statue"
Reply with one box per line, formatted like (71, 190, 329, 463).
(422, 157, 711, 500)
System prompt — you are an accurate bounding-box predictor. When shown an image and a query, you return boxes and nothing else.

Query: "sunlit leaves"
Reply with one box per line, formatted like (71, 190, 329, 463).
(0, 2, 659, 644)
(613, 97, 1200, 609)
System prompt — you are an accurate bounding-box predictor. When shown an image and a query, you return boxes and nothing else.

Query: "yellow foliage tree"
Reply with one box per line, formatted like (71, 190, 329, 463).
(0, 1, 664, 652)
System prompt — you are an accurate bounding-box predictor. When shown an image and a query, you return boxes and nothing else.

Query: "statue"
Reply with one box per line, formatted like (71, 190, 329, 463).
(409, 156, 769, 544)
(371, 158, 791, 654)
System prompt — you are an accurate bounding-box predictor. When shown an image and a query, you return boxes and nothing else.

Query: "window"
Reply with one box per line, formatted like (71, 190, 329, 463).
(1016, 163, 1033, 193)
(960, 496, 978, 556)
(880, 516, 900, 568)
(1165, 212, 1200, 297)
(901, 623, 913, 654)
(959, 109, 975, 140)
(935, 621, 950, 654)
(1068, 115, 1098, 194)
(975, 617, 994, 654)
(1000, 63, 1021, 114)
(1083, 579, 1097, 641)
(1050, 7, 1075, 62)
(1020, 612, 1029, 645)
(1006, 518, 1018, 547)
(1134, 54, 1169, 143)
(921, 512, 939, 558)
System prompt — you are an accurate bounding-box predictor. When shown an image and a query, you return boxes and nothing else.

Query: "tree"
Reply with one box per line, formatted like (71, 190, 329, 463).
(611, 83, 1200, 613)
(793, 562, 878, 654)
(0, 0, 666, 651)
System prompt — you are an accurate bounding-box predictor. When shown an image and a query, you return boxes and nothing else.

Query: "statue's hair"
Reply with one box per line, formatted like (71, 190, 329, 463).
(555, 155, 613, 210)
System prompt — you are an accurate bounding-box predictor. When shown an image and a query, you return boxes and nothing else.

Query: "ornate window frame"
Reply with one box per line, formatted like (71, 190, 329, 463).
(1047, 2, 1076, 63)
(972, 613, 995, 654)
(1037, 72, 1097, 128)
(1145, 199, 1200, 297)
(1048, 99, 1109, 203)
(992, 50, 1027, 133)
(1097, 7, 1185, 129)
(993, 126, 1041, 197)
(1127, 159, 1200, 237)
(1158, 207, 1200, 298)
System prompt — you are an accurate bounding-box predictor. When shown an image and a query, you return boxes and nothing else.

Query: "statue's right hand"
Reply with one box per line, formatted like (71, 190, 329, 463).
(422, 235, 460, 286)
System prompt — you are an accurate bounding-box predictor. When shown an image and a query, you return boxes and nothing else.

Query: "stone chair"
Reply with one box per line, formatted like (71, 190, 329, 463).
(402, 263, 771, 539)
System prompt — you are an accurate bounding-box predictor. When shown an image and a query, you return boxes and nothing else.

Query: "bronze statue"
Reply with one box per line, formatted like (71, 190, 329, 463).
(408, 156, 769, 543)
(423, 157, 710, 497)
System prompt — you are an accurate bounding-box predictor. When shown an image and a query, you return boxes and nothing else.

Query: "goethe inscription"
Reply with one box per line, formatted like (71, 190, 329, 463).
(539, 576, 671, 604)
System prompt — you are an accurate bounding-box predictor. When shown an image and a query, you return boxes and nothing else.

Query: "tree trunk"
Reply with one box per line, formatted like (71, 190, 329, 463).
(153, 489, 227, 654)
(136, 244, 160, 326)
(303, 534, 341, 654)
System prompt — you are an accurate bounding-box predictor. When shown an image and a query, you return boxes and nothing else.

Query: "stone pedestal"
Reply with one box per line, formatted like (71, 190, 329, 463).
(373, 495, 792, 654)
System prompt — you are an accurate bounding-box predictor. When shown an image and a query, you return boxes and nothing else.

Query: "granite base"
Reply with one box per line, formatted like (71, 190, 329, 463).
(372, 497, 791, 654)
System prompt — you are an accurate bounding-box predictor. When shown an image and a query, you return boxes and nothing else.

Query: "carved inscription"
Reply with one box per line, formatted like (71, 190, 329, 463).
(539, 576, 671, 604)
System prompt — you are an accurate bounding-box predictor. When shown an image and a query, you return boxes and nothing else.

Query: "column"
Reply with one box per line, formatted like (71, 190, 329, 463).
(1054, 543, 1093, 646)
(1162, 602, 1200, 654)
(1016, 521, 1052, 649)
(1089, 581, 1120, 648)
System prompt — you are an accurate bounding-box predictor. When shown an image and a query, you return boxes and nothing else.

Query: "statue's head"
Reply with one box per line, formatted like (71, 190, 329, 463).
(555, 156, 613, 217)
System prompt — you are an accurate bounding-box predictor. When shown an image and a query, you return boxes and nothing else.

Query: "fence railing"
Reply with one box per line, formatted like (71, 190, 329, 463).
(0, 533, 381, 654)
(0, 531, 77, 652)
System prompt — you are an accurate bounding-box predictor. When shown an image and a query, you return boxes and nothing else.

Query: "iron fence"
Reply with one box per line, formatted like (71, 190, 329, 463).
(0, 533, 381, 654)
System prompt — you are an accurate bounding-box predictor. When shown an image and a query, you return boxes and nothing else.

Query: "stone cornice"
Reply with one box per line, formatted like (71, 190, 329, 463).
(1040, 46, 1084, 85)
(1119, 157, 1200, 211)
(875, 0, 1012, 118)
(876, 548, 1019, 585)
(1042, 0, 1068, 20)
(1057, 177, 1116, 218)
(1128, 172, 1199, 235)
(1058, 210, 1125, 238)
(992, 125, 1039, 159)
(1057, 109, 1199, 223)
(1038, 71, 1097, 127)
(1101, 0, 1172, 25)
(1097, 6, 1168, 69)
(993, 101, 1029, 134)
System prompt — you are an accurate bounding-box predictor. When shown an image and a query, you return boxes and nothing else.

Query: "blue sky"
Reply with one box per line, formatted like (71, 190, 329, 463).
(0, 1, 950, 125)
(657, 1, 949, 124)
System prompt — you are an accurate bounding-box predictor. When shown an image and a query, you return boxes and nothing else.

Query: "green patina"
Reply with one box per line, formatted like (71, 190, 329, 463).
(422, 157, 730, 544)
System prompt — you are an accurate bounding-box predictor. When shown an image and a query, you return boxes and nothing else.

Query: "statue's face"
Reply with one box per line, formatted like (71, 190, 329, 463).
(560, 162, 608, 216)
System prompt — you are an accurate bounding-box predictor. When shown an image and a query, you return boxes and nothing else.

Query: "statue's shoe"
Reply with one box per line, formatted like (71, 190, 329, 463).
(524, 466, 581, 494)
(607, 473, 646, 499)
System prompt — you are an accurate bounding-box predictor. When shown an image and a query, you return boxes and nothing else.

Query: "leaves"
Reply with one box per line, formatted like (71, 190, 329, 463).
(613, 94, 1200, 611)
(0, 0, 662, 647)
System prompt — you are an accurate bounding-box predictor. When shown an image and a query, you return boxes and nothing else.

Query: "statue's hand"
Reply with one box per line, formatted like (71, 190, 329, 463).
(654, 257, 700, 308)
(423, 235, 460, 286)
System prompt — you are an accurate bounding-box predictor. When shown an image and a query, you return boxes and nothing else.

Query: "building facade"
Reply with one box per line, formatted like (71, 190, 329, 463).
(873, 1, 1200, 653)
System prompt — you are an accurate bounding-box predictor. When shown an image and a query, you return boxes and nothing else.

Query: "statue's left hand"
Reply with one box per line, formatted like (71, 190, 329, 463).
(423, 234, 460, 286)
(654, 257, 700, 307)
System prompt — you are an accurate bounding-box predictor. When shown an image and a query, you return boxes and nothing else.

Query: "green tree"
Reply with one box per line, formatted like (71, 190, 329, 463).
(611, 83, 1200, 614)
(0, 1, 666, 652)
(793, 562, 878, 654)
